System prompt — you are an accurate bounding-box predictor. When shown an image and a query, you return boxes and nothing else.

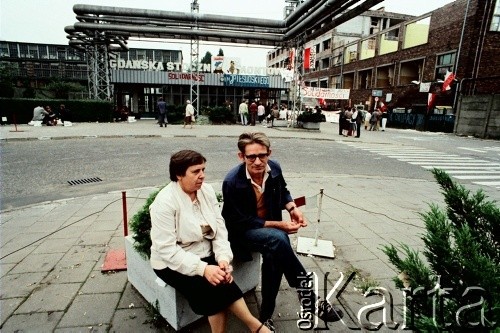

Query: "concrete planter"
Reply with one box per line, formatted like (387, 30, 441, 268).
(302, 122, 321, 130)
(125, 235, 261, 331)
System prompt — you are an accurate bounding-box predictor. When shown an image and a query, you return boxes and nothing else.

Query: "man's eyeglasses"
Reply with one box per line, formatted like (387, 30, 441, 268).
(245, 153, 269, 162)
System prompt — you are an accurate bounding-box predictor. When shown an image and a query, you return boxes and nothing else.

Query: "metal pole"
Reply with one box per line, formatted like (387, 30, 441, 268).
(314, 188, 324, 246)
(122, 191, 128, 236)
(452, 0, 471, 112)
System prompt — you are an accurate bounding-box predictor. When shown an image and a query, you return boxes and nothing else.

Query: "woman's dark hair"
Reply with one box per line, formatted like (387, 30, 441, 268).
(169, 150, 206, 181)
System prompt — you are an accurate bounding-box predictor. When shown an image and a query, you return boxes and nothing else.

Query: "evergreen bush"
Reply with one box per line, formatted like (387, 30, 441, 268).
(297, 110, 326, 123)
(382, 169, 499, 332)
(129, 188, 161, 260)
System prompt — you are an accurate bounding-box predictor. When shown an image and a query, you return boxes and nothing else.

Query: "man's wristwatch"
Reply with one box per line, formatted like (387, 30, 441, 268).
(287, 205, 296, 213)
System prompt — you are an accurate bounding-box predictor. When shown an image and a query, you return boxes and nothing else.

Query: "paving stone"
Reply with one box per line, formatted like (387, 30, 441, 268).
(15, 282, 81, 313)
(42, 260, 95, 284)
(32, 237, 78, 254)
(1, 311, 64, 332)
(0, 297, 23, 326)
(8, 252, 65, 274)
(117, 283, 150, 310)
(57, 293, 121, 327)
(0, 272, 47, 298)
(79, 270, 127, 294)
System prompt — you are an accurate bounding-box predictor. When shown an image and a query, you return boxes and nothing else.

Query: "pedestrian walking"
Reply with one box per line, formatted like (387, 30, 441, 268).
(157, 97, 168, 127)
(249, 101, 258, 126)
(183, 100, 195, 129)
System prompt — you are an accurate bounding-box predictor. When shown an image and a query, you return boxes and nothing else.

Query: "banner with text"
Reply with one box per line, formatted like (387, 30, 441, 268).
(300, 86, 350, 100)
(223, 74, 270, 88)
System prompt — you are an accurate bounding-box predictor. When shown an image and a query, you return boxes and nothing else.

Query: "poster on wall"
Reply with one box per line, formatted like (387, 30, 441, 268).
(211, 56, 241, 74)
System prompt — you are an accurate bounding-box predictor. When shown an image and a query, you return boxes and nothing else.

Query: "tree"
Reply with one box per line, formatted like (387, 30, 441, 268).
(383, 169, 499, 332)
(45, 80, 85, 99)
(200, 51, 212, 64)
(217, 48, 224, 56)
(0, 63, 16, 98)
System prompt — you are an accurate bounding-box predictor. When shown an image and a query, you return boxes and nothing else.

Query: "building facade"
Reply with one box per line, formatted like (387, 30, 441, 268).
(0, 41, 290, 118)
(269, 0, 500, 115)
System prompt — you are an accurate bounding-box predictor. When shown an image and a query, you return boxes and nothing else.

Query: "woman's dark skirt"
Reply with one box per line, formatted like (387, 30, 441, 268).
(154, 256, 243, 316)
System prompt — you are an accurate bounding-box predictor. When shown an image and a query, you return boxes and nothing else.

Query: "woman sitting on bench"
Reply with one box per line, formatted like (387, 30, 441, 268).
(149, 150, 271, 333)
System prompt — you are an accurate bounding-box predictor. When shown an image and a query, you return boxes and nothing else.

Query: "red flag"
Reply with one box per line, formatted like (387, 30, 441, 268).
(442, 70, 455, 91)
(304, 48, 311, 70)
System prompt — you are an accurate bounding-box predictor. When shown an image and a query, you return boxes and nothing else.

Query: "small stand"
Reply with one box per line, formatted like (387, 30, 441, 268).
(296, 189, 335, 258)
(9, 114, 24, 132)
(101, 191, 128, 272)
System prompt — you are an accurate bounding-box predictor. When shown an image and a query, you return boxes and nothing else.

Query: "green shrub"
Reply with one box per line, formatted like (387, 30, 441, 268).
(382, 169, 499, 332)
(129, 188, 162, 260)
(297, 110, 326, 123)
(207, 106, 234, 124)
(0, 98, 113, 124)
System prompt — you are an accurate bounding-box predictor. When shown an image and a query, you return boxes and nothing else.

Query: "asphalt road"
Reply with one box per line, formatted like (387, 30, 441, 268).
(2, 133, 499, 210)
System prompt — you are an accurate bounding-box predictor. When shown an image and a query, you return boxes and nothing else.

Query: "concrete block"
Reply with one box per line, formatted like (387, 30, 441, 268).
(125, 235, 260, 331)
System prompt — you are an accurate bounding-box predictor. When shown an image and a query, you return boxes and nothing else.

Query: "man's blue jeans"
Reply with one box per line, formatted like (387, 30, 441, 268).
(245, 227, 307, 321)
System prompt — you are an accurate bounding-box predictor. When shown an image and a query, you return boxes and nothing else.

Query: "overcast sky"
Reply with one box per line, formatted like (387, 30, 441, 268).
(0, 0, 454, 67)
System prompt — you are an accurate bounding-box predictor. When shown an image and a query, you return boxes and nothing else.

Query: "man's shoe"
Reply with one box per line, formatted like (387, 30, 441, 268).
(317, 300, 343, 322)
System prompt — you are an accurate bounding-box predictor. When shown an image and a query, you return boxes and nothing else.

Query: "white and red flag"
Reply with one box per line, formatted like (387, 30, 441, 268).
(428, 93, 436, 111)
(442, 70, 456, 91)
(304, 47, 316, 70)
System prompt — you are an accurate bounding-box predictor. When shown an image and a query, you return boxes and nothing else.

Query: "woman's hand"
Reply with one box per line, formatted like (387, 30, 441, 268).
(218, 260, 234, 284)
(203, 265, 228, 286)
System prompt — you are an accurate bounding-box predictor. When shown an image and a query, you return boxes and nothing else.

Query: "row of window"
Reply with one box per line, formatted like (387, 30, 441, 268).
(115, 49, 181, 63)
(307, 52, 455, 90)
(1, 42, 182, 65)
(0, 42, 84, 61)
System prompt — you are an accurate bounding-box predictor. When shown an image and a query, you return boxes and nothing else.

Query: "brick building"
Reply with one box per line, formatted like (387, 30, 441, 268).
(299, 0, 500, 113)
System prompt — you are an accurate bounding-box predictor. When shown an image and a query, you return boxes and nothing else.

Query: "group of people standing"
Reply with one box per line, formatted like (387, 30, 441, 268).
(339, 106, 363, 138)
(31, 104, 71, 126)
(238, 100, 282, 128)
(339, 106, 388, 137)
(150, 132, 343, 332)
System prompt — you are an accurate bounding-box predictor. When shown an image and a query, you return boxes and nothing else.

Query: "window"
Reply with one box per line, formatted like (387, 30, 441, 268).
(322, 39, 331, 51)
(399, 58, 425, 85)
(435, 52, 456, 80)
(403, 17, 430, 49)
(330, 75, 341, 89)
(491, 0, 500, 31)
(0, 42, 9, 57)
(357, 69, 372, 89)
(26, 45, 38, 59)
(379, 28, 399, 55)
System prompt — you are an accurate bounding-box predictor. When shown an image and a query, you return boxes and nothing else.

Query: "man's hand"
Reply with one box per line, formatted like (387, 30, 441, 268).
(203, 265, 228, 286)
(291, 208, 307, 227)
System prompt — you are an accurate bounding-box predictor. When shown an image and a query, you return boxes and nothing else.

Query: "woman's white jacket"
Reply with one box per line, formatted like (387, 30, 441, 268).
(149, 182, 232, 276)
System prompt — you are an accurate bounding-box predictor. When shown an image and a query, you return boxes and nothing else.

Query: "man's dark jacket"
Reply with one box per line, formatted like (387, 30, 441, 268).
(221, 160, 293, 261)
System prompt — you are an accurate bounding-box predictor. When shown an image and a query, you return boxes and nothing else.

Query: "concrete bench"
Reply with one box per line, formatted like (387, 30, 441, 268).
(125, 235, 261, 331)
